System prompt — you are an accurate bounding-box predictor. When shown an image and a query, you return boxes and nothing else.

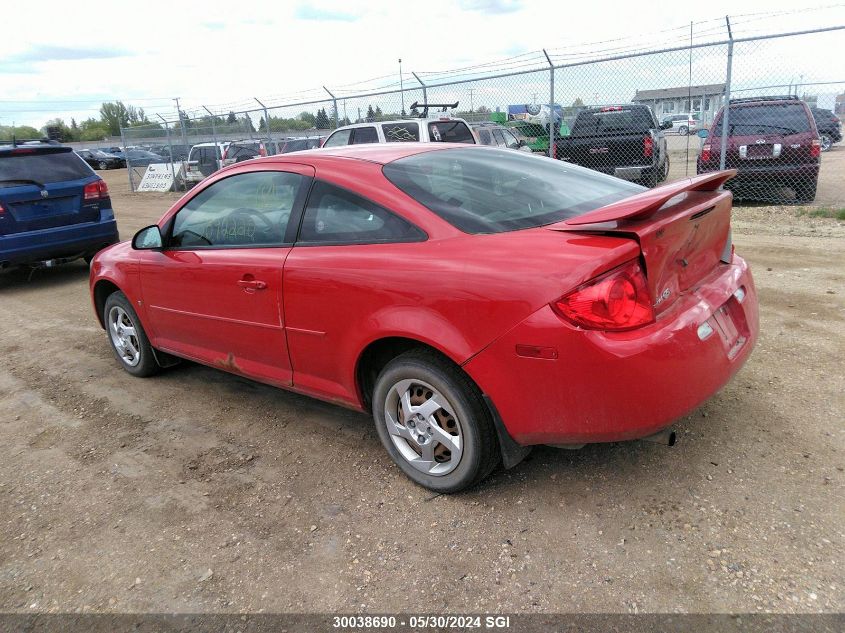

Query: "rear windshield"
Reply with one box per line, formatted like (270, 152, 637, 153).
(382, 147, 643, 234)
(0, 149, 91, 186)
(713, 103, 812, 136)
(382, 122, 419, 142)
(428, 121, 475, 144)
(571, 107, 654, 137)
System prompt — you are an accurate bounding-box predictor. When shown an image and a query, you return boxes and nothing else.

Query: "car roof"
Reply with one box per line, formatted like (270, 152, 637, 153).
(230, 142, 462, 167)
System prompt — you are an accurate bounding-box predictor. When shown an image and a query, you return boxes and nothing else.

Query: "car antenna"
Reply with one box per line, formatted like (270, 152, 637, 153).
(408, 101, 459, 118)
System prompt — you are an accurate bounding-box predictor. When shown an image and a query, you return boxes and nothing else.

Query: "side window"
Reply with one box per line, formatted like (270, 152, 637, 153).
(323, 130, 352, 147)
(298, 181, 425, 245)
(352, 127, 379, 144)
(501, 130, 521, 149)
(491, 129, 506, 146)
(170, 171, 305, 248)
(382, 122, 420, 142)
(477, 129, 492, 145)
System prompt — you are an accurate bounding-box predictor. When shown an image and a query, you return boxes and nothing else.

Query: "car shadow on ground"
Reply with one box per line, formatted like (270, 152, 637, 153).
(0, 261, 90, 292)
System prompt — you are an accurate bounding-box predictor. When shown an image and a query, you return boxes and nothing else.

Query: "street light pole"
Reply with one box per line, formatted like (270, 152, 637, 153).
(399, 58, 405, 116)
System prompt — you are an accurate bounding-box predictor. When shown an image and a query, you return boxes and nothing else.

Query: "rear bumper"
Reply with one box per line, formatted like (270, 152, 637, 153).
(464, 257, 758, 446)
(698, 161, 819, 182)
(0, 217, 119, 266)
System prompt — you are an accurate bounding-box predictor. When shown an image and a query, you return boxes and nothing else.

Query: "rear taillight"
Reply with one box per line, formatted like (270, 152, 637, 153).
(0, 202, 6, 214)
(552, 259, 655, 331)
(83, 179, 109, 201)
(259, 147, 267, 157)
(701, 144, 711, 162)
(221, 148, 229, 160)
(810, 138, 821, 158)
(643, 135, 653, 158)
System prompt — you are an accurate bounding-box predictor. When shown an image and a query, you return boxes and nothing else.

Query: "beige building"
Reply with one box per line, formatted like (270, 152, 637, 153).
(632, 83, 726, 124)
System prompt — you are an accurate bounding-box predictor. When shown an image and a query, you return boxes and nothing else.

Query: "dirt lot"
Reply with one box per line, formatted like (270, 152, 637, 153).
(0, 168, 843, 615)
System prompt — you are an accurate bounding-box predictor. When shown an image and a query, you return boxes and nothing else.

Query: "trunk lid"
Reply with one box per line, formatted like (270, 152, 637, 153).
(550, 170, 736, 315)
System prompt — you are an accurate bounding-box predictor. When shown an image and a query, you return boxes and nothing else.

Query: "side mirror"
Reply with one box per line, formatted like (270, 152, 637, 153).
(132, 225, 163, 250)
(697, 129, 709, 138)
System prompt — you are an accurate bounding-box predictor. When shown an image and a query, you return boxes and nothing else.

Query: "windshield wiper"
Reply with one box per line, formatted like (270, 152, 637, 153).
(0, 178, 46, 187)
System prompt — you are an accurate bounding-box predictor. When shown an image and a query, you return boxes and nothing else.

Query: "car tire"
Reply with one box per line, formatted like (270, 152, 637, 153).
(678, 126, 688, 136)
(98, 161, 108, 170)
(103, 291, 159, 378)
(795, 179, 817, 203)
(372, 350, 500, 493)
(819, 134, 832, 152)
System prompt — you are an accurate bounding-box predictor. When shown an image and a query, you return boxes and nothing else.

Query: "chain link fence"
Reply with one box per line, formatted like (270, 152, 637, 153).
(109, 24, 843, 207)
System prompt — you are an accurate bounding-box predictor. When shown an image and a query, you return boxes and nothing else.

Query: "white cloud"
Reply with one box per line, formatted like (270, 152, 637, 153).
(0, 0, 842, 128)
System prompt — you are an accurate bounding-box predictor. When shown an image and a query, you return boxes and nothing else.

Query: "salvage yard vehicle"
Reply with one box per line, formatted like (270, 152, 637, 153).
(90, 144, 758, 492)
(75, 148, 125, 170)
(809, 106, 841, 152)
(322, 103, 476, 148)
(697, 96, 821, 202)
(185, 142, 230, 183)
(1, 140, 119, 269)
(556, 104, 671, 187)
(471, 123, 532, 152)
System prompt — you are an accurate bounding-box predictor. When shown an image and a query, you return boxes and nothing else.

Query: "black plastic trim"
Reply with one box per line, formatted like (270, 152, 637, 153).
(482, 394, 532, 470)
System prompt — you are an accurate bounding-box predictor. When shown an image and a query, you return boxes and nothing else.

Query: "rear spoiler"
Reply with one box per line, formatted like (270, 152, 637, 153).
(562, 170, 737, 227)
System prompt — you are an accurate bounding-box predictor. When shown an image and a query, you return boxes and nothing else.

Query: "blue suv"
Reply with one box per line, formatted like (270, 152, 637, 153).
(0, 140, 119, 269)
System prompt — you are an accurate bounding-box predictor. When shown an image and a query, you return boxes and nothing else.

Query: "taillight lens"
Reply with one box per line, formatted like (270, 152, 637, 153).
(0, 201, 6, 214)
(259, 147, 267, 157)
(552, 260, 655, 331)
(643, 135, 653, 158)
(810, 138, 821, 158)
(83, 179, 109, 201)
(701, 144, 711, 162)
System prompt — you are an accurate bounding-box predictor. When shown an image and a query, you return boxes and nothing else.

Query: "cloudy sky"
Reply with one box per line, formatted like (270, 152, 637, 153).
(1, 0, 843, 128)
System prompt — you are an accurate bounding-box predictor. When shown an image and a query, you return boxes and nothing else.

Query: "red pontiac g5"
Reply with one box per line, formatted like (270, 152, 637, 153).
(90, 144, 758, 492)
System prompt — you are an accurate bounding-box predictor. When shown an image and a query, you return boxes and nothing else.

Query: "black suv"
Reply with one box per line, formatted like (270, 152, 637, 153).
(810, 107, 841, 152)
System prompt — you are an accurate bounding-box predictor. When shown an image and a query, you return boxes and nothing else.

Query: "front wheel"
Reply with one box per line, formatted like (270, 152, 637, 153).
(820, 134, 832, 152)
(678, 125, 689, 136)
(103, 291, 159, 377)
(372, 350, 500, 492)
(98, 161, 108, 170)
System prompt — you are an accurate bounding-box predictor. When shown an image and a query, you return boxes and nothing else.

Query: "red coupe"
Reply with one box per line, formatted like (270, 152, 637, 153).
(90, 144, 758, 492)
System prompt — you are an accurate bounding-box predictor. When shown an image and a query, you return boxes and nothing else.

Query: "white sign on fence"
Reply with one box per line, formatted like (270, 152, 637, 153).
(137, 163, 184, 192)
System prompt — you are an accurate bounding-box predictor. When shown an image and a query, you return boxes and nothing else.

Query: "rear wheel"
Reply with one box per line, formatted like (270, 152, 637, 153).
(795, 179, 817, 203)
(678, 125, 689, 136)
(103, 292, 159, 377)
(98, 161, 108, 170)
(819, 134, 832, 152)
(372, 350, 499, 492)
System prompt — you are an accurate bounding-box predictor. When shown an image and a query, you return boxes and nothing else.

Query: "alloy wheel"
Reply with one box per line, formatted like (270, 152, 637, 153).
(108, 306, 141, 367)
(383, 378, 463, 476)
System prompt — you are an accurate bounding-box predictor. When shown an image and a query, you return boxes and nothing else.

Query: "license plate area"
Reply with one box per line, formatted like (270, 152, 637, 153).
(614, 166, 643, 181)
(700, 294, 749, 359)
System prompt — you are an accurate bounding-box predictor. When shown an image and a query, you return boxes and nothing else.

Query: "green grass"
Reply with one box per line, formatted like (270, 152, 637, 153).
(795, 207, 845, 220)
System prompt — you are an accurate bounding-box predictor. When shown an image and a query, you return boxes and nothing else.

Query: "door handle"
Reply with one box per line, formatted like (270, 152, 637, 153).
(237, 279, 268, 290)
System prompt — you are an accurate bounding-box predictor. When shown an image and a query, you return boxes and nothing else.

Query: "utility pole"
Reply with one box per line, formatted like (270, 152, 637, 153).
(399, 58, 405, 116)
(173, 97, 188, 148)
(468, 88, 475, 113)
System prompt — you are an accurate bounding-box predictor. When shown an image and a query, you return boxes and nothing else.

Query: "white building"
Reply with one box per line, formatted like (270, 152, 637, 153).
(632, 83, 726, 124)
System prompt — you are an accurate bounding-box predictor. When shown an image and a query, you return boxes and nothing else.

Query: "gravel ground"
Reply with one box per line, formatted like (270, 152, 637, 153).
(0, 168, 842, 615)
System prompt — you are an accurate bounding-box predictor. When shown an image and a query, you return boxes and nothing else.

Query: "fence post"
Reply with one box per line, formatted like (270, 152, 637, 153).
(412, 72, 427, 107)
(719, 16, 733, 171)
(157, 114, 179, 191)
(543, 49, 555, 158)
(255, 98, 272, 146)
(203, 106, 220, 170)
(323, 86, 338, 129)
(120, 126, 134, 192)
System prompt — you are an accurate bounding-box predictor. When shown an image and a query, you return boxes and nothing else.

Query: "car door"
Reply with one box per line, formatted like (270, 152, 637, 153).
(138, 166, 314, 385)
(283, 180, 426, 403)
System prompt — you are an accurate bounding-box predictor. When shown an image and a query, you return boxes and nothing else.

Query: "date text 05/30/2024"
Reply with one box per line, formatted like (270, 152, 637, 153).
(332, 615, 512, 629)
